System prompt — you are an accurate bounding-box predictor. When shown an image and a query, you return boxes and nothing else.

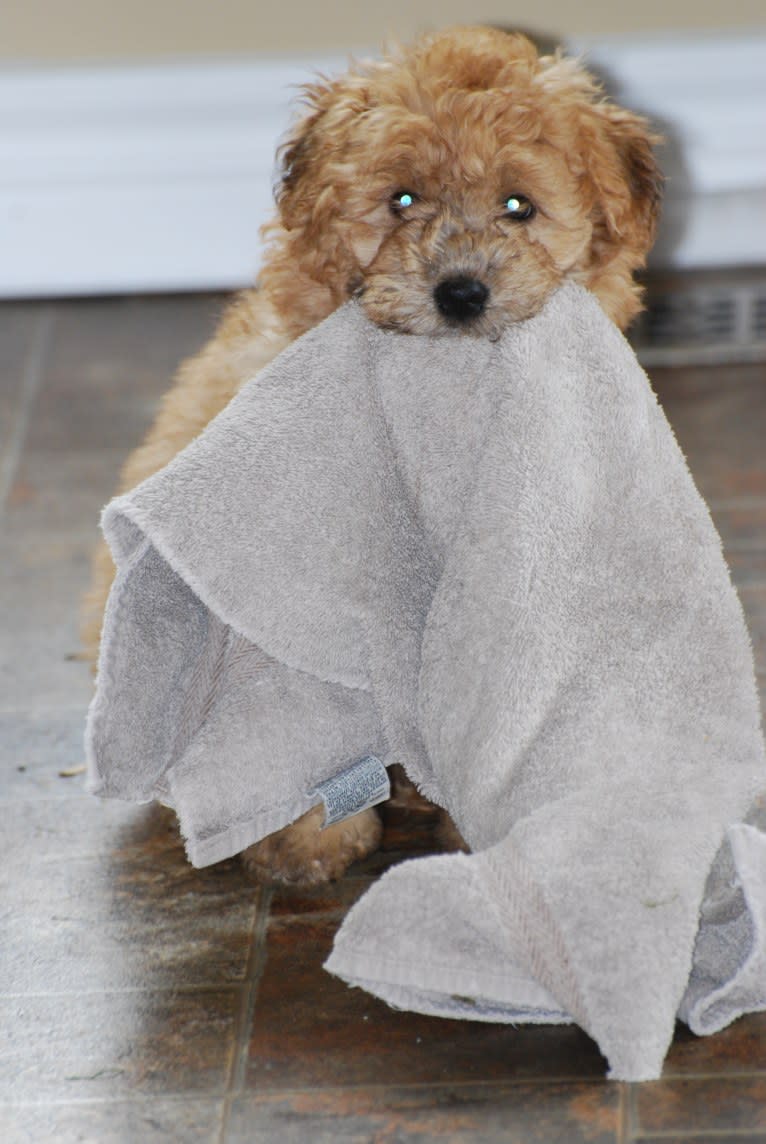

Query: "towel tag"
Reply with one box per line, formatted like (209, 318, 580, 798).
(310, 755, 390, 829)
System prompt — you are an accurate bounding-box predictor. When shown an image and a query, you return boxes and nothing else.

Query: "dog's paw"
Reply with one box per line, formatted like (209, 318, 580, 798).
(240, 803, 383, 887)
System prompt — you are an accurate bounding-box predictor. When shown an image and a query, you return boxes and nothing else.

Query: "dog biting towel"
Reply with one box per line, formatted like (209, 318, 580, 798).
(86, 282, 766, 1081)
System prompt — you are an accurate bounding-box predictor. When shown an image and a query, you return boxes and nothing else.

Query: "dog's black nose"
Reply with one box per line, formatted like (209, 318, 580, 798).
(434, 277, 489, 323)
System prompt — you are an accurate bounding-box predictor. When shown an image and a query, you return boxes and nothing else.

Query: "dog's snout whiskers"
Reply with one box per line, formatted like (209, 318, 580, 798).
(434, 277, 489, 323)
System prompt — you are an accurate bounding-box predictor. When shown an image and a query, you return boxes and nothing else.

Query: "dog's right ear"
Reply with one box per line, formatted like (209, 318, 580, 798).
(276, 76, 369, 233)
(276, 83, 331, 223)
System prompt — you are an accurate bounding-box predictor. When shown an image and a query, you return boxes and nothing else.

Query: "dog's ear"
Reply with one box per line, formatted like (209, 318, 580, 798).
(277, 83, 332, 219)
(276, 76, 370, 232)
(583, 102, 663, 261)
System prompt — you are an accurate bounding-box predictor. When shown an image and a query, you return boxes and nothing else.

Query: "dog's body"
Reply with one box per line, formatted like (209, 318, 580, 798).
(84, 26, 661, 885)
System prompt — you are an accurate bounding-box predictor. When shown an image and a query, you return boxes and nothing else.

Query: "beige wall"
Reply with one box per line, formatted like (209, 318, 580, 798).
(2, 0, 764, 62)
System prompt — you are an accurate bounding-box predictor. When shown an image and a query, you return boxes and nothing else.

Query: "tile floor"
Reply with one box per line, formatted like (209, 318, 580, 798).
(1, 292, 765, 1143)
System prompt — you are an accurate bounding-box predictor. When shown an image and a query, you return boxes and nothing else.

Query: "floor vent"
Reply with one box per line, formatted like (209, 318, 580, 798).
(631, 274, 766, 366)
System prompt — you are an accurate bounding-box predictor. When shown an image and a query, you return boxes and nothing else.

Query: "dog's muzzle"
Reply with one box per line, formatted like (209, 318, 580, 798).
(434, 276, 489, 323)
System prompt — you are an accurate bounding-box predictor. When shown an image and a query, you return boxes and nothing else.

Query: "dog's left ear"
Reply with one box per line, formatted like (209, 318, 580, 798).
(584, 103, 664, 259)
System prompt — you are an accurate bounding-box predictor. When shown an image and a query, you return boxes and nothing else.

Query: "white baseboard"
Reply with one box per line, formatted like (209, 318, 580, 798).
(0, 56, 347, 297)
(1, 33, 764, 298)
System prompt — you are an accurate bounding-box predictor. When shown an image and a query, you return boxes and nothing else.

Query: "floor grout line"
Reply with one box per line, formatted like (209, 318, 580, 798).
(630, 1132, 766, 1140)
(0, 1095, 226, 1110)
(708, 496, 766, 509)
(0, 306, 56, 515)
(219, 885, 273, 1143)
(212, 1076, 645, 1096)
(4, 1073, 766, 1112)
(0, 984, 248, 1000)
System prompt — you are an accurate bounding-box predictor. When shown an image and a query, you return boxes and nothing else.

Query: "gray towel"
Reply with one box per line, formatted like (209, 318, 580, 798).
(86, 283, 766, 1081)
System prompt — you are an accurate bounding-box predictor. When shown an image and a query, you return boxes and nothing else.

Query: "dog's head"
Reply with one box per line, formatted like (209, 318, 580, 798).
(272, 26, 662, 335)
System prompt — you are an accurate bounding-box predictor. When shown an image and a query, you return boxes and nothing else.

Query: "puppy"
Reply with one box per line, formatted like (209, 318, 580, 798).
(84, 25, 661, 885)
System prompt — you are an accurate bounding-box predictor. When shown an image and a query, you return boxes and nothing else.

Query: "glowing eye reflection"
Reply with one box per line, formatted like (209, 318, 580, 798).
(504, 195, 535, 220)
(391, 191, 415, 209)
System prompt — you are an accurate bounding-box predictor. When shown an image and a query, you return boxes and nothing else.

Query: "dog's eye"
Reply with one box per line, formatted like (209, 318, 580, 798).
(390, 190, 417, 212)
(503, 195, 535, 220)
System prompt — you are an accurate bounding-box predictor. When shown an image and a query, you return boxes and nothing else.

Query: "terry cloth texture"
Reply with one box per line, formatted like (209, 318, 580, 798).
(86, 283, 766, 1081)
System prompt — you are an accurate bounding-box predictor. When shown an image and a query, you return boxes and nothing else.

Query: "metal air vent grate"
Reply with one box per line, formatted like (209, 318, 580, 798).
(631, 275, 766, 366)
(753, 293, 766, 341)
